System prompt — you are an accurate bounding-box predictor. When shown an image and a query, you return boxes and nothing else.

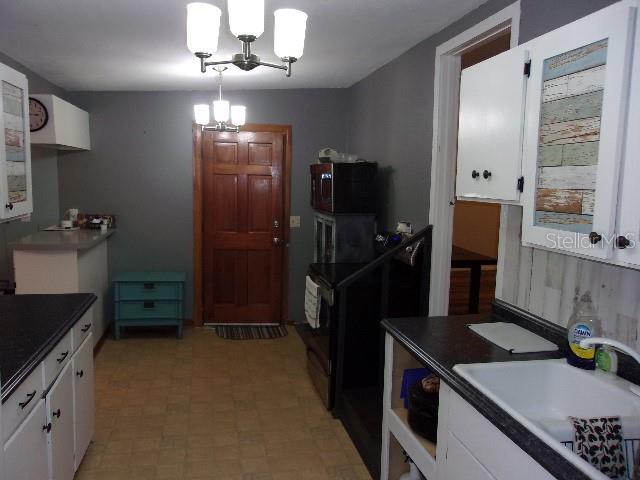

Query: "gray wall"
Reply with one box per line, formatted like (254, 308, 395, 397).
(519, 0, 618, 42)
(0, 52, 69, 281)
(59, 89, 348, 321)
(345, 0, 515, 231)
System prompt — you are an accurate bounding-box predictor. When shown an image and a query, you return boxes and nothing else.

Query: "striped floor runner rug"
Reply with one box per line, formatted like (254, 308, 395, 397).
(211, 325, 288, 340)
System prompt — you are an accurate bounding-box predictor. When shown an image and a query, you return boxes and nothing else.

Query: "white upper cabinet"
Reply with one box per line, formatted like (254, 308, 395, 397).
(613, 4, 640, 268)
(456, 45, 528, 203)
(30, 95, 90, 151)
(0, 62, 32, 220)
(520, 2, 637, 261)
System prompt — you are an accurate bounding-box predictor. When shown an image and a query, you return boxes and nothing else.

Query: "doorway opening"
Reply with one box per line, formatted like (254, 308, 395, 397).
(428, 2, 521, 316)
(192, 124, 292, 326)
(448, 31, 510, 315)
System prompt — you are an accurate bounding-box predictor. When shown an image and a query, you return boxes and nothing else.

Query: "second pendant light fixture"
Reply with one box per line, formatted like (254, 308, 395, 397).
(194, 67, 246, 132)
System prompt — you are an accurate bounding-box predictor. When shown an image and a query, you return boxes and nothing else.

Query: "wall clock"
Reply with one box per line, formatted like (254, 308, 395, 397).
(29, 97, 48, 132)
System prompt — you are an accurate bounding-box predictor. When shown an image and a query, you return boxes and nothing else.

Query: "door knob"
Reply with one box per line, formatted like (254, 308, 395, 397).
(616, 236, 631, 249)
(589, 232, 602, 244)
(471, 170, 480, 179)
(5, 203, 13, 210)
(273, 237, 281, 245)
(483, 170, 492, 179)
(273, 220, 280, 228)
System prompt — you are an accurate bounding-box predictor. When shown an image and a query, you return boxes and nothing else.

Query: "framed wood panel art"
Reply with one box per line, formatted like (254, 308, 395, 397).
(521, 2, 636, 260)
(0, 61, 32, 220)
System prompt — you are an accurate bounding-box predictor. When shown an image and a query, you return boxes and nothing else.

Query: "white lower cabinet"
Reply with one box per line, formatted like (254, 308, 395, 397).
(441, 432, 495, 480)
(46, 362, 74, 480)
(2, 313, 94, 480)
(441, 383, 555, 480)
(72, 333, 94, 471)
(382, 334, 556, 480)
(3, 399, 49, 480)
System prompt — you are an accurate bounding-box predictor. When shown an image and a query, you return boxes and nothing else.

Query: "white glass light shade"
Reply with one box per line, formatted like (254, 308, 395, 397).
(194, 104, 210, 125)
(228, 0, 264, 38)
(274, 9, 308, 59)
(213, 100, 230, 123)
(230, 105, 246, 126)
(187, 3, 221, 54)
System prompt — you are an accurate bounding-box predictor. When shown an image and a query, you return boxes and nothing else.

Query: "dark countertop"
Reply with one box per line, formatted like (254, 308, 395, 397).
(9, 228, 115, 251)
(0, 293, 96, 402)
(381, 301, 595, 480)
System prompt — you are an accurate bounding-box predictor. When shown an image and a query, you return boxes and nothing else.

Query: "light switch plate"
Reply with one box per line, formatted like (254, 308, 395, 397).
(290, 216, 301, 228)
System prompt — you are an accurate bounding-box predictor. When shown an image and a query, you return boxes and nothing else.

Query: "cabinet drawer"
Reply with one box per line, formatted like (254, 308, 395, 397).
(2, 363, 44, 443)
(43, 330, 72, 388)
(72, 309, 93, 352)
(448, 390, 554, 480)
(116, 300, 181, 319)
(115, 282, 182, 301)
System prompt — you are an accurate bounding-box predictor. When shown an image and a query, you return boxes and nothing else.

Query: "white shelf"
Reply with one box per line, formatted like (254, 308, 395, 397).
(388, 407, 437, 479)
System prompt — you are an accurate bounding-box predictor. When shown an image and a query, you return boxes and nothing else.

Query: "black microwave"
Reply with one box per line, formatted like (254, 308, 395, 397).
(310, 162, 377, 214)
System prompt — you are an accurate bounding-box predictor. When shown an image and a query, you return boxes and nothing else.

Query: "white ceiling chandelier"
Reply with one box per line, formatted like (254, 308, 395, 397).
(194, 67, 246, 132)
(187, 0, 308, 78)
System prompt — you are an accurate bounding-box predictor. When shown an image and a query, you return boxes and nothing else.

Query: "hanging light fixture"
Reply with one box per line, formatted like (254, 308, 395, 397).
(193, 67, 246, 132)
(186, 1, 308, 77)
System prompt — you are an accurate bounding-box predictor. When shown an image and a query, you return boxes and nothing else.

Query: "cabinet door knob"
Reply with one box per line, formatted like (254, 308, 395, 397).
(56, 351, 69, 363)
(43, 423, 52, 433)
(616, 236, 631, 249)
(81, 323, 91, 333)
(76, 370, 84, 378)
(52, 409, 61, 419)
(589, 232, 602, 244)
(5, 203, 13, 210)
(471, 170, 480, 179)
(483, 170, 492, 179)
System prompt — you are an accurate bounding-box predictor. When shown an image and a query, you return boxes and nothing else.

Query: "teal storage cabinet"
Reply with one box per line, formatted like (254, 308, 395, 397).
(113, 272, 185, 339)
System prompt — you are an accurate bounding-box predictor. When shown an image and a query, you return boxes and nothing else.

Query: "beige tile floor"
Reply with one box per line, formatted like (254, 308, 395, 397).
(75, 327, 372, 480)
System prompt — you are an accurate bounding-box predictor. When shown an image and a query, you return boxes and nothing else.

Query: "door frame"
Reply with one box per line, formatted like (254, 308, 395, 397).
(428, 1, 521, 316)
(192, 123, 293, 326)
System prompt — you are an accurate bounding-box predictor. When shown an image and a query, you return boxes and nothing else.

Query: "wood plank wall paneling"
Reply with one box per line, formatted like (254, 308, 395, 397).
(537, 165, 597, 190)
(498, 208, 640, 352)
(539, 117, 601, 146)
(533, 42, 607, 235)
(542, 64, 606, 102)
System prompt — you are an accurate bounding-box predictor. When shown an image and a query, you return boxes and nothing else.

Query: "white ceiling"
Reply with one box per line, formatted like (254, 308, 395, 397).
(0, 0, 488, 91)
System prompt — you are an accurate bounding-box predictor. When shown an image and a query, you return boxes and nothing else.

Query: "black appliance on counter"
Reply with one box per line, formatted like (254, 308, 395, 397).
(310, 162, 377, 214)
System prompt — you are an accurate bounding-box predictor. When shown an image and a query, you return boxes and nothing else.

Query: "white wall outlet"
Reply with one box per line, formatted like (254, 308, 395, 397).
(290, 216, 301, 228)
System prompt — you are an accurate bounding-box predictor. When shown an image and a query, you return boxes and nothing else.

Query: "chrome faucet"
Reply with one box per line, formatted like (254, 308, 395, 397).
(580, 337, 640, 396)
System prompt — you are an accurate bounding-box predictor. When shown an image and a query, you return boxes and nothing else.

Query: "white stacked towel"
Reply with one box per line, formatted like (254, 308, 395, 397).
(304, 276, 321, 329)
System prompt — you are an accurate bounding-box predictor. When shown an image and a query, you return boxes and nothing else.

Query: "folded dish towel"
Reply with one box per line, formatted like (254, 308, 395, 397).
(569, 416, 627, 479)
(304, 276, 321, 329)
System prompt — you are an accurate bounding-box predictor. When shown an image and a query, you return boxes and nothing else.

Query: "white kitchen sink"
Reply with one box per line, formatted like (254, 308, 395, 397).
(454, 359, 640, 479)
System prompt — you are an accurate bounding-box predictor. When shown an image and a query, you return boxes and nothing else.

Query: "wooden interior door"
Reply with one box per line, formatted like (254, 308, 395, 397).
(199, 128, 287, 324)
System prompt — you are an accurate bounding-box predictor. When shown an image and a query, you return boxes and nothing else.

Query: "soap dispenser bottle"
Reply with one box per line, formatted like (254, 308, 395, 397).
(566, 292, 601, 370)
